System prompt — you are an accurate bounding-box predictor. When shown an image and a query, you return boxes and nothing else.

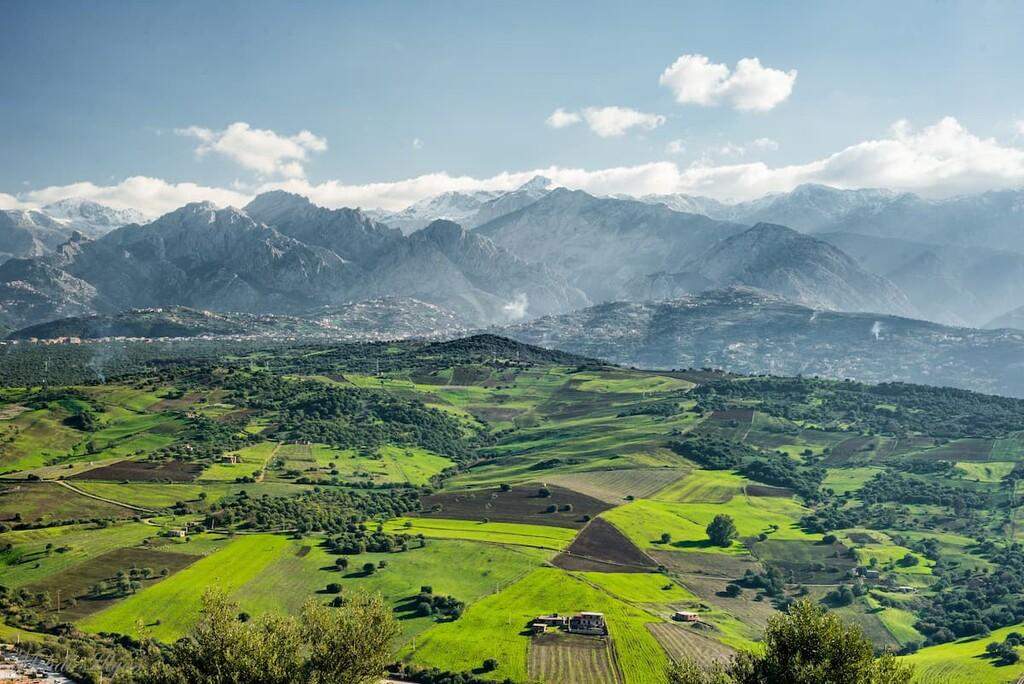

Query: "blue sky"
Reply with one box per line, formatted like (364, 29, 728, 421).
(3, 0, 1024, 213)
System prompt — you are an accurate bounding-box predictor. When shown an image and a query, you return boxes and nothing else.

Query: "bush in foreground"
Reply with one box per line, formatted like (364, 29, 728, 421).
(668, 600, 913, 684)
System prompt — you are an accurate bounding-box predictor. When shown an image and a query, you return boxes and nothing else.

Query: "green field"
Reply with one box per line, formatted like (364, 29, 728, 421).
(382, 517, 576, 551)
(200, 441, 278, 481)
(0, 521, 158, 587)
(652, 469, 749, 503)
(405, 567, 670, 684)
(602, 494, 817, 555)
(232, 538, 550, 641)
(904, 623, 1024, 683)
(577, 572, 698, 604)
(80, 534, 291, 641)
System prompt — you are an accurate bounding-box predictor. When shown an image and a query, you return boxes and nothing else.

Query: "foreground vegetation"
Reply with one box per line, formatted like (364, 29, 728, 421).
(2, 335, 1024, 682)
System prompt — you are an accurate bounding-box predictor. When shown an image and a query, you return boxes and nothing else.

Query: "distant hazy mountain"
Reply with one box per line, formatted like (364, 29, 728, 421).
(41, 198, 148, 238)
(818, 232, 1024, 327)
(475, 190, 911, 315)
(355, 219, 587, 324)
(369, 176, 555, 234)
(7, 297, 466, 341)
(467, 176, 554, 227)
(645, 184, 1024, 255)
(0, 209, 73, 263)
(499, 288, 1024, 397)
(244, 190, 402, 263)
(0, 200, 146, 265)
(368, 189, 503, 234)
(986, 305, 1024, 331)
(476, 188, 748, 302)
(691, 223, 914, 316)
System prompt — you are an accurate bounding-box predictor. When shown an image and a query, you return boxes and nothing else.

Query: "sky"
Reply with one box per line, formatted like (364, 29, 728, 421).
(2, 0, 1024, 214)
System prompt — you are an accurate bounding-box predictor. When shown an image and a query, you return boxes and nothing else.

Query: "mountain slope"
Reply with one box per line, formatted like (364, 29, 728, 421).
(354, 219, 588, 323)
(0, 210, 77, 263)
(688, 223, 914, 315)
(820, 231, 1024, 327)
(243, 191, 402, 263)
(6, 297, 466, 341)
(476, 188, 748, 302)
(499, 288, 1024, 397)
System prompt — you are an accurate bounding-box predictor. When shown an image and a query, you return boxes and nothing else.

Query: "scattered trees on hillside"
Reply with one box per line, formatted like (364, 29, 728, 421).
(707, 514, 738, 547)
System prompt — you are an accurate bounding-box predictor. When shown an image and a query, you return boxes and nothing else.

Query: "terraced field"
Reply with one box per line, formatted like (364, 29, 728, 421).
(528, 633, 623, 684)
(382, 517, 577, 550)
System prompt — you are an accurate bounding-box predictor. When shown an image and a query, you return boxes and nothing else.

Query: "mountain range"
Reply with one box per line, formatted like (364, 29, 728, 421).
(0, 199, 146, 264)
(4, 178, 1024, 346)
(498, 287, 1024, 397)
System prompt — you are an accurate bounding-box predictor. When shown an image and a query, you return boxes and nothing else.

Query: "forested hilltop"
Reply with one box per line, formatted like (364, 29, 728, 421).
(1, 335, 1023, 683)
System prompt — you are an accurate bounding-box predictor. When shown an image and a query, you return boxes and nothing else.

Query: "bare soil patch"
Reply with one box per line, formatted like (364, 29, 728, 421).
(746, 484, 793, 498)
(28, 547, 196, 620)
(527, 632, 623, 684)
(417, 484, 610, 529)
(71, 459, 202, 482)
(648, 622, 735, 667)
(552, 518, 656, 572)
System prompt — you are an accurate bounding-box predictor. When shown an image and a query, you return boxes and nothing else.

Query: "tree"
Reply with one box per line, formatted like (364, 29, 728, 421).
(362, 562, 376, 575)
(707, 514, 738, 547)
(142, 588, 399, 683)
(668, 600, 914, 684)
(482, 658, 499, 672)
(660, 532, 672, 544)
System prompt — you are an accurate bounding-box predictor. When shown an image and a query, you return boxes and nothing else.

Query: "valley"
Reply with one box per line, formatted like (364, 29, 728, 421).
(2, 335, 1024, 682)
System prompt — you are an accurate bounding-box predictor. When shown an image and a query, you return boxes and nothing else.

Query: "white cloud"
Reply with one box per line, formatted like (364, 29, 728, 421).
(751, 137, 780, 151)
(17, 176, 249, 216)
(581, 106, 666, 137)
(0, 192, 31, 210)
(1016, 120, 1024, 137)
(412, 138, 424, 150)
(716, 142, 748, 157)
(9, 118, 1024, 214)
(666, 139, 686, 155)
(545, 108, 582, 129)
(660, 54, 797, 111)
(175, 122, 327, 178)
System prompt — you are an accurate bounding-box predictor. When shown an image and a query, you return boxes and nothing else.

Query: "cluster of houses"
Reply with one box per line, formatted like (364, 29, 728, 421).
(530, 612, 608, 636)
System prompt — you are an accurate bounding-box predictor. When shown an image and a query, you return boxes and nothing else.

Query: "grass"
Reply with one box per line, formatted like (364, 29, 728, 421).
(70, 481, 303, 508)
(652, 469, 749, 503)
(0, 481, 134, 523)
(903, 622, 1024, 683)
(0, 521, 157, 587)
(405, 567, 669, 684)
(200, 442, 278, 481)
(839, 530, 933, 575)
(531, 467, 687, 504)
(382, 517, 576, 551)
(602, 496, 817, 555)
(576, 572, 698, 604)
(79, 534, 291, 641)
(570, 372, 693, 395)
(232, 538, 550, 642)
(954, 461, 1016, 483)
(822, 467, 885, 494)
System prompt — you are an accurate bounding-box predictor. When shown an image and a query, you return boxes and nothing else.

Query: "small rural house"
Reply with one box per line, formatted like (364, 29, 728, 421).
(568, 612, 607, 635)
(673, 611, 700, 623)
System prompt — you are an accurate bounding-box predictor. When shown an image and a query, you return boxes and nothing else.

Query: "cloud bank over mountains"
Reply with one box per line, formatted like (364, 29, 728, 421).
(3, 116, 1023, 215)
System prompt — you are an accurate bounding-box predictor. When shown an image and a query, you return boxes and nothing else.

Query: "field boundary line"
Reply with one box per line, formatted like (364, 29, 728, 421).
(54, 479, 158, 514)
(256, 443, 281, 483)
